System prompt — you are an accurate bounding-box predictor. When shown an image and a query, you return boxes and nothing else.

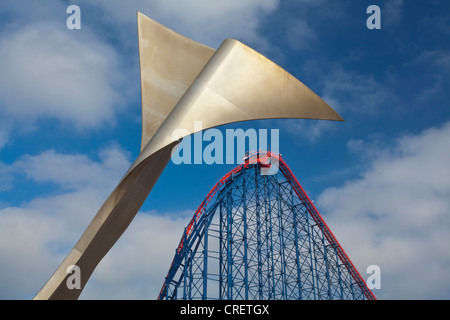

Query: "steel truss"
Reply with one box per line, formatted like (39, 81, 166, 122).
(158, 153, 375, 300)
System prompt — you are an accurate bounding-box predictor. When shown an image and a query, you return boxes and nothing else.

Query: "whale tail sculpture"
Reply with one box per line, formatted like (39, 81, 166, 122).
(33, 12, 343, 300)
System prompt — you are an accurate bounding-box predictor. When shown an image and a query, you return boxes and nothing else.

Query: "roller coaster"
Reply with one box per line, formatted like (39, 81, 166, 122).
(158, 152, 376, 300)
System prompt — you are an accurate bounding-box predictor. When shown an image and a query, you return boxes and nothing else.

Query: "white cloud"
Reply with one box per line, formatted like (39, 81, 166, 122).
(0, 119, 13, 153)
(317, 122, 450, 299)
(12, 147, 130, 191)
(0, 144, 196, 299)
(81, 0, 279, 48)
(0, 145, 133, 299)
(81, 210, 192, 299)
(0, 23, 125, 129)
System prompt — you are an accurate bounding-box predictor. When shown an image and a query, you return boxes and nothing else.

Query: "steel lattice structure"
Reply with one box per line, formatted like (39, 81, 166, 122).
(158, 152, 375, 300)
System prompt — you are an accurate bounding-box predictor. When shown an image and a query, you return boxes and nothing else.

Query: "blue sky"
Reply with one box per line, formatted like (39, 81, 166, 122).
(0, 0, 449, 300)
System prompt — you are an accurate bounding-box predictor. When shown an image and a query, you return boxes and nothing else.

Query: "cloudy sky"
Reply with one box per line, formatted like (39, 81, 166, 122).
(0, 0, 449, 300)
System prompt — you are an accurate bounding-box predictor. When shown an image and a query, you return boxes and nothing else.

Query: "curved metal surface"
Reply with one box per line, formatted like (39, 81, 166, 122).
(138, 13, 216, 151)
(34, 12, 343, 300)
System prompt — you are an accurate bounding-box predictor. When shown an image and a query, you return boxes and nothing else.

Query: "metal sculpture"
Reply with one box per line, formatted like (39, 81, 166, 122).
(34, 12, 343, 300)
(158, 152, 375, 300)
